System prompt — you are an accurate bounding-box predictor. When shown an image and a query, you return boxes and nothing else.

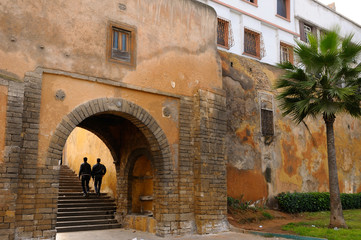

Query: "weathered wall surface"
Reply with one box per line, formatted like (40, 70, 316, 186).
(221, 50, 361, 203)
(0, 78, 24, 240)
(63, 128, 117, 198)
(0, 84, 8, 162)
(0, 0, 221, 96)
(38, 73, 179, 168)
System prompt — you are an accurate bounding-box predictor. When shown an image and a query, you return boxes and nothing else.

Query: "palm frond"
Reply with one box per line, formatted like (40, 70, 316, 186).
(275, 27, 361, 123)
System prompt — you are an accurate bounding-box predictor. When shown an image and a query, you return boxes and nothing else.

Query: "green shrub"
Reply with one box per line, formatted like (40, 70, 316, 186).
(276, 192, 361, 213)
(227, 196, 251, 210)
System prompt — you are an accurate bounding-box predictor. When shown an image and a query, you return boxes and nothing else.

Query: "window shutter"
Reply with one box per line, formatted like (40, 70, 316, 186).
(299, 21, 306, 42)
(311, 26, 317, 37)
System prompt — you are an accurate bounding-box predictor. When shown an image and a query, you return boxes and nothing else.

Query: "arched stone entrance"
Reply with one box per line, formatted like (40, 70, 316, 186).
(47, 98, 175, 236)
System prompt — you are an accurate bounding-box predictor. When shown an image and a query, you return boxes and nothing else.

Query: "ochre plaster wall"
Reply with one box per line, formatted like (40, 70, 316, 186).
(63, 128, 117, 197)
(0, 85, 7, 162)
(0, 0, 221, 96)
(220, 51, 361, 202)
(38, 73, 179, 167)
(131, 155, 154, 213)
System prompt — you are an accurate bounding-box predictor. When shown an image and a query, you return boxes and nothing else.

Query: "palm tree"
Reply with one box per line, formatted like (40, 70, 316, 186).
(275, 28, 361, 228)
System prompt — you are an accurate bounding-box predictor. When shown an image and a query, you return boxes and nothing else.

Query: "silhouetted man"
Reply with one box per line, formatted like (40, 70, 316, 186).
(91, 158, 106, 197)
(79, 157, 91, 197)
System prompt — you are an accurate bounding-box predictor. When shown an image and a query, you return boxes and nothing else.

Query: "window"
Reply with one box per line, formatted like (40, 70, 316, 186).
(280, 43, 294, 64)
(299, 21, 316, 43)
(259, 92, 274, 136)
(303, 24, 312, 43)
(217, 18, 229, 48)
(243, 0, 257, 5)
(244, 29, 260, 58)
(261, 109, 274, 136)
(112, 28, 130, 60)
(277, 0, 290, 20)
(108, 22, 136, 66)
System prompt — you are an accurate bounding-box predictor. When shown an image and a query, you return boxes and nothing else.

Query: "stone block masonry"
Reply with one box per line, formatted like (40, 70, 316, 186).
(0, 78, 24, 240)
(15, 70, 58, 240)
(193, 90, 229, 234)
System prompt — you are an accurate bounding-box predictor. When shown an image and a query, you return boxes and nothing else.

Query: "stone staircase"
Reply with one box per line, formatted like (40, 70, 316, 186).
(56, 165, 121, 232)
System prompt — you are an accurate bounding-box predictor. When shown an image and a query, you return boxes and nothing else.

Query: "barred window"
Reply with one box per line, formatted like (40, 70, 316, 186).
(303, 24, 312, 43)
(259, 93, 274, 137)
(280, 43, 293, 64)
(217, 18, 229, 48)
(299, 21, 315, 43)
(261, 109, 274, 136)
(244, 29, 260, 58)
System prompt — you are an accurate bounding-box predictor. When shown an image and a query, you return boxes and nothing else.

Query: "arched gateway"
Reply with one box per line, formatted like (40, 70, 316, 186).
(47, 98, 175, 235)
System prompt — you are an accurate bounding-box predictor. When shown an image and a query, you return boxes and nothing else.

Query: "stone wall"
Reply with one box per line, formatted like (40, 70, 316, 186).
(0, 76, 24, 240)
(220, 50, 361, 204)
(193, 90, 228, 234)
(15, 70, 58, 239)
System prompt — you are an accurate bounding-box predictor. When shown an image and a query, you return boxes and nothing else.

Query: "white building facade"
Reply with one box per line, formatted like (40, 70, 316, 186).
(197, 0, 361, 65)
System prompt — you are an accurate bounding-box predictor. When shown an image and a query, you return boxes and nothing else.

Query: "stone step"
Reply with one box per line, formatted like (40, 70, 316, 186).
(57, 165, 121, 233)
(59, 185, 83, 188)
(58, 189, 83, 192)
(58, 202, 116, 208)
(56, 218, 118, 227)
(57, 214, 115, 222)
(55, 223, 121, 233)
(59, 171, 77, 173)
(58, 199, 114, 204)
(57, 206, 116, 212)
(59, 187, 83, 190)
(58, 192, 106, 196)
(59, 179, 80, 182)
(57, 210, 116, 217)
(58, 195, 110, 200)
(58, 184, 82, 187)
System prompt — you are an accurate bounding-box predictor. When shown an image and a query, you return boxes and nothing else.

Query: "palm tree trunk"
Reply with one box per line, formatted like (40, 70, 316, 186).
(324, 115, 347, 228)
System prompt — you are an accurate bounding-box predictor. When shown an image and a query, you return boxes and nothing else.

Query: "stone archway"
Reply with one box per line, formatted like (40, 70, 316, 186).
(46, 97, 175, 236)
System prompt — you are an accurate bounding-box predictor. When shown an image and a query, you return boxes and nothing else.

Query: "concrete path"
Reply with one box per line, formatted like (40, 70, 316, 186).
(56, 229, 287, 240)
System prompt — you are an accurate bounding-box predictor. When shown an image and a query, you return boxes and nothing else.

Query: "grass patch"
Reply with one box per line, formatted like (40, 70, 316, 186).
(262, 211, 274, 220)
(282, 209, 361, 240)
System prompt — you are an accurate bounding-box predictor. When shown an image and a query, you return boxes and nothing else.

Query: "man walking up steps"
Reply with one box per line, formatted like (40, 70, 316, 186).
(92, 158, 107, 197)
(78, 157, 92, 197)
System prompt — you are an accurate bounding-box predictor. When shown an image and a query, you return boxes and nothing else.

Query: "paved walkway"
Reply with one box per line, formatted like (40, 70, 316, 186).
(56, 229, 287, 240)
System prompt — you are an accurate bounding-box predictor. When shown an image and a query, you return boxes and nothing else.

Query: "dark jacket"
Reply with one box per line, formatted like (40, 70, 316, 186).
(91, 163, 106, 177)
(79, 162, 91, 177)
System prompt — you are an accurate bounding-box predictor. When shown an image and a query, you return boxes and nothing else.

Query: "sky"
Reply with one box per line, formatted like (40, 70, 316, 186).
(317, 0, 361, 25)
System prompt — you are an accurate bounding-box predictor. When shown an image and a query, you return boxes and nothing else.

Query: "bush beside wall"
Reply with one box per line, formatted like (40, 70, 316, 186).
(276, 192, 361, 213)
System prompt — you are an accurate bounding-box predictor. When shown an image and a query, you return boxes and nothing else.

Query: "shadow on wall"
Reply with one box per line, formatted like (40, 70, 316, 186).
(62, 127, 117, 198)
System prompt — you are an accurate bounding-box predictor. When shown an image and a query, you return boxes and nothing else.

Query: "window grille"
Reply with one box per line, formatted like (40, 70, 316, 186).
(244, 29, 260, 58)
(259, 92, 274, 137)
(217, 18, 229, 48)
(261, 109, 274, 136)
(304, 24, 312, 44)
